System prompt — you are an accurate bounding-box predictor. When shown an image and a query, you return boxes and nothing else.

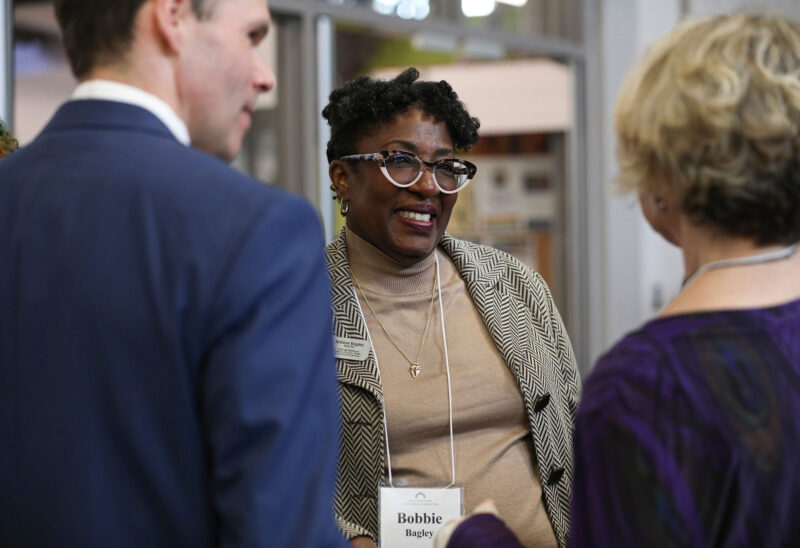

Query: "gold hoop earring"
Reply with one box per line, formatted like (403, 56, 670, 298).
(339, 200, 349, 217)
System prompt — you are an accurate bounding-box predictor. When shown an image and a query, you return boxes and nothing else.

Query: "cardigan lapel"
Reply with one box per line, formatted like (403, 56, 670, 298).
(440, 233, 503, 289)
(440, 234, 534, 390)
(326, 231, 384, 405)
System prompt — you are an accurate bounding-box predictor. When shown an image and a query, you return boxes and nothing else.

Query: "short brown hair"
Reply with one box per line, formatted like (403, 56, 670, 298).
(54, 0, 215, 79)
(615, 13, 800, 245)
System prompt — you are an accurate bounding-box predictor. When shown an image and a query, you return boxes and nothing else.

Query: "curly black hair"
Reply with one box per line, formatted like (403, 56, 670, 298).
(322, 67, 480, 164)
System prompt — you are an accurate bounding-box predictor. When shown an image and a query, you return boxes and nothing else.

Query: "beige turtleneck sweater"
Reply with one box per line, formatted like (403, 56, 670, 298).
(346, 228, 557, 548)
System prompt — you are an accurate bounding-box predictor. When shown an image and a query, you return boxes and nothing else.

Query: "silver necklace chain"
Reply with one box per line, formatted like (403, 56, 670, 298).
(682, 242, 799, 289)
(352, 261, 439, 379)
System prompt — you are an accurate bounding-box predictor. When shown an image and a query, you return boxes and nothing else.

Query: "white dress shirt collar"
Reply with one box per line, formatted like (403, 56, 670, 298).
(71, 80, 191, 146)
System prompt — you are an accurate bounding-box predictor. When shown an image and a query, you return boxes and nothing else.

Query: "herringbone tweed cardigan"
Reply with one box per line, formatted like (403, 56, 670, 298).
(326, 230, 581, 547)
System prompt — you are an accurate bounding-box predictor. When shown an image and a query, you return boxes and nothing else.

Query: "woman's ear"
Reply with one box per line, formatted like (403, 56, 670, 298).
(329, 160, 351, 202)
(639, 189, 681, 247)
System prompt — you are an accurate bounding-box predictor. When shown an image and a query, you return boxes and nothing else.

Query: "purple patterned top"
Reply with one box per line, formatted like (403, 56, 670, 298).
(446, 514, 527, 548)
(570, 299, 800, 547)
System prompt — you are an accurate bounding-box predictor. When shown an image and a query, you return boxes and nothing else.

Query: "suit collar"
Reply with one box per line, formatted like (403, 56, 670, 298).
(71, 81, 190, 145)
(40, 100, 179, 143)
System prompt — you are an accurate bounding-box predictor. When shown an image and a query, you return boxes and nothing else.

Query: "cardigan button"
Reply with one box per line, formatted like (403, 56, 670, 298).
(533, 393, 551, 413)
(547, 467, 565, 486)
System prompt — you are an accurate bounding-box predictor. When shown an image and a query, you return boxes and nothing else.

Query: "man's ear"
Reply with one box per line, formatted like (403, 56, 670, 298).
(329, 160, 351, 202)
(152, 0, 195, 55)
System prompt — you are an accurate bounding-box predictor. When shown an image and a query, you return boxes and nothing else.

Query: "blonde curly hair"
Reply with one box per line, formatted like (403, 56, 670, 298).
(615, 13, 800, 244)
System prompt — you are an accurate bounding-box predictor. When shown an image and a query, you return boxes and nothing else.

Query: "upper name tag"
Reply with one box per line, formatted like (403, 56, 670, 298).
(379, 486, 463, 548)
(334, 336, 370, 361)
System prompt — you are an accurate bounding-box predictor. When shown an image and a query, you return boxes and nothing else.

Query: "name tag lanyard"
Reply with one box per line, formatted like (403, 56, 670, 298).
(352, 252, 457, 488)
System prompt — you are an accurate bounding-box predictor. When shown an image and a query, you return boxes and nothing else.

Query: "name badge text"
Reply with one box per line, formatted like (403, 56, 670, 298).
(379, 486, 463, 548)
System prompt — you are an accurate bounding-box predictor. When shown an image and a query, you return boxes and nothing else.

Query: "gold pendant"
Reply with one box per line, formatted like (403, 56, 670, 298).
(409, 362, 421, 379)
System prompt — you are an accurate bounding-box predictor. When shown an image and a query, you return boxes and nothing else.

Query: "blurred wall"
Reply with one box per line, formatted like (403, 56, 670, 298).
(14, 66, 74, 144)
(592, 0, 683, 365)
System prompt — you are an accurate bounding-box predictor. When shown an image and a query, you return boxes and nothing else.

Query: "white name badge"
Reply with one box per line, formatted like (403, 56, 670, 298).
(334, 336, 370, 361)
(379, 486, 463, 548)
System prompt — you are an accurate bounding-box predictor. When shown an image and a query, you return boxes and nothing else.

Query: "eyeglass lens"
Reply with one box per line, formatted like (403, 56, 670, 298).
(383, 153, 471, 191)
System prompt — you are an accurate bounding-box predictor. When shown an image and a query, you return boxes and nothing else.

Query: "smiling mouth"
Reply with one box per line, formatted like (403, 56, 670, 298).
(397, 210, 432, 222)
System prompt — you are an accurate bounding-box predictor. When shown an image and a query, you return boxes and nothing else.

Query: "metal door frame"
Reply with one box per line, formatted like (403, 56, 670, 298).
(1, 0, 12, 127)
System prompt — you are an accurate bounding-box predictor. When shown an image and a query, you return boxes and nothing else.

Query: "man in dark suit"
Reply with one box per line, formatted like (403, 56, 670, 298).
(0, 1, 345, 547)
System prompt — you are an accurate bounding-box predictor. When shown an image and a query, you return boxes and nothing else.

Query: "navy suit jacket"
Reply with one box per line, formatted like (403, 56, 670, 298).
(0, 100, 345, 548)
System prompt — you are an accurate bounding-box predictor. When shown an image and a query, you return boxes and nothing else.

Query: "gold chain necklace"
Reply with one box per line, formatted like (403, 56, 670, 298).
(352, 260, 439, 379)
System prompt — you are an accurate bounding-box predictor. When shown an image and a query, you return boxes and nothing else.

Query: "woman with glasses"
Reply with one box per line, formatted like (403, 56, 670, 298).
(323, 67, 580, 548)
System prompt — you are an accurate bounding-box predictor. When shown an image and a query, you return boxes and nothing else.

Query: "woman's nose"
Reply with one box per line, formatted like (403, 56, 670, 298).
(410, 165, 439, 195)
